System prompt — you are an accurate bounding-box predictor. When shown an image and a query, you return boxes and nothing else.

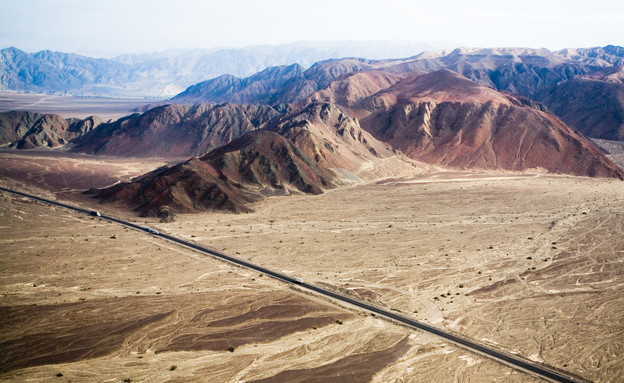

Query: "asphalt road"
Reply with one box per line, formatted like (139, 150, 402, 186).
(0, 186, 586, 383)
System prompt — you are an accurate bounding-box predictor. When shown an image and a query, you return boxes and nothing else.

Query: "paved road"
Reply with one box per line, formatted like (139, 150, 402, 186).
(0, 186, 586, 383)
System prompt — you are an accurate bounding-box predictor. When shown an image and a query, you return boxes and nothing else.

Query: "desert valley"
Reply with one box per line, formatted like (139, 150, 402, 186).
(1, 44, 624, 383)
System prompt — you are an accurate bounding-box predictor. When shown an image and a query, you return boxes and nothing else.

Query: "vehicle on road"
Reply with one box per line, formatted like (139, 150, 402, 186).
(145, 227, 160, 235)
(90, 211, 101, 217)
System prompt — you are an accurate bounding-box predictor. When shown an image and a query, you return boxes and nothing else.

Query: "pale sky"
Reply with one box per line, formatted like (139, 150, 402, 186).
(0, 0, 623, 57)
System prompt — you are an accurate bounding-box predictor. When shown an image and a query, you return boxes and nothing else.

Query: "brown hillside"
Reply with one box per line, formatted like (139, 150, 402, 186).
(269, 103, 397, 173)
(70, 103, 281, 158)
(539, 78, 624, 141)
(353, 70, 624, 178)
(0, 111, 101, 148)
(90, 131, 337, 215)
(307, 70, 407, 110)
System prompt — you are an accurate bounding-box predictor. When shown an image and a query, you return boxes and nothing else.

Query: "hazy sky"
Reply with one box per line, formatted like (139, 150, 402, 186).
(1, 0, 622, 57)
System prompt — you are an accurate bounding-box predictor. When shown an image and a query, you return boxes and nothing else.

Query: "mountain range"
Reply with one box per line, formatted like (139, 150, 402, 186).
(2, 45, 624, 215)
(0, 41, 453, 98)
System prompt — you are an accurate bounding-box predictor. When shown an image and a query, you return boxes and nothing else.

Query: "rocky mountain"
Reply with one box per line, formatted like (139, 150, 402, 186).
(85, 67, 624, 216)
(89, 130, 338, 215)
(539, 77, 624, 141)
(0, 48, 134, 96)
(85, 102, 425, 215)
(268, 102, 398, 173)
(0, 111, 101, 148)
(5, 46, 624, 214)
(313, 69, 624, 179)
(69, 103, 282, 158)
(392, 47, 623, 98)
(556, 45, 624, 67)
(173, 64, 308, 105)
(170, 58, 382, 105)
(0, 42, 449, 98)
(579, 64, 624, 83)
(170, 45, 624, 106)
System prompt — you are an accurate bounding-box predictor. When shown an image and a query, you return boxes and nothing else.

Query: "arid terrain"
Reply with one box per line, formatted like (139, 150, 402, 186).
(1, 151, 623, 382)
(0, 93, 158, 120)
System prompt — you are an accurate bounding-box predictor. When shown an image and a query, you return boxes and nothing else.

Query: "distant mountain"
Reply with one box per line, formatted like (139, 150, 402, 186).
(4, 43, 624, 107)
(536, 65, 624, 141)
(171, 58, 380, 105)
(89, 130, 338, 215)
(0, 42, 449, 98)
(171, 45, 624, 106)
(0, 48, 134, 96)
(539, 77, 624, 141)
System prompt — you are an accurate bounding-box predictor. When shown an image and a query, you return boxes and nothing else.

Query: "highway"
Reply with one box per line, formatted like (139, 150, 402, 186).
(0, 186, 586, 383)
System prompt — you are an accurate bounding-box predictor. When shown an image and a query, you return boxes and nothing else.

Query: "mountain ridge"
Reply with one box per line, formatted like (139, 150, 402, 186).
(0, 42, 453, 98)
(89, 130, 338, 215)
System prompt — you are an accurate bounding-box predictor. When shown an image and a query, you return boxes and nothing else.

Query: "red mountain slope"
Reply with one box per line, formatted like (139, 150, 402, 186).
(90, 131, 337, 215)
(315, 69, 624, 178)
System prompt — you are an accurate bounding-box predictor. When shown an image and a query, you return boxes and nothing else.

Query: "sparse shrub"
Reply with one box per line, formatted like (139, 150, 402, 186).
(335, 319, 343, 325)
(56, 373, 63, 377)
(170, 365, 177, 371)
(123, 379, 132, 383)
(527, 256, 532, 260)
(458, 284, 464, 288)
(228, 346, 235, 352)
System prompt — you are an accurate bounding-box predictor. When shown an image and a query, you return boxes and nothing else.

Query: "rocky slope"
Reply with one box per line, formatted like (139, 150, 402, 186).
(388, 47, 615, 99)
(268, 102, 398, 173)
(70, 103, 282, 157)
(325, 70, 624, 178)
(172, 64, 307, 105)
(0, 111, 101, 148)
(90, 131, 337, 215)
(88, 69, 624, 216)
(538, 76, 624, 141)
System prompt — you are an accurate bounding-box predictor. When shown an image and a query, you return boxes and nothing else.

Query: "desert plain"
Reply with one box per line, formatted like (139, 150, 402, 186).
(1, 150, 623, 383)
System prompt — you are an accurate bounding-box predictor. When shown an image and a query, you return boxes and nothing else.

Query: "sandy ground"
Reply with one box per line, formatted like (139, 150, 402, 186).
(0, 150, 176, 200)
(0, 92, 160, 120)
(1, 152, 623, 382)
(154, 173, 624, 383)
(0, 181, 534, 383)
